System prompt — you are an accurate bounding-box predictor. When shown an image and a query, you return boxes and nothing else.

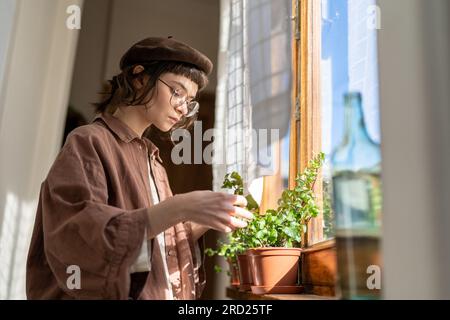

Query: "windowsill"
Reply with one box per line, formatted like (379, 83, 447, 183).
(226, 287, 336, 300)
(225, 239, 337, 300)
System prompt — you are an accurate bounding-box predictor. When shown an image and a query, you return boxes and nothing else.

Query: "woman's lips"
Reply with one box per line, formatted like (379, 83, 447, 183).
(168, 116, 178, 124)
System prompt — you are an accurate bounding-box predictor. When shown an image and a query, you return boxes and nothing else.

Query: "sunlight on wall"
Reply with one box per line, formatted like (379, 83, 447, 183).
(0, 192, 37, 299)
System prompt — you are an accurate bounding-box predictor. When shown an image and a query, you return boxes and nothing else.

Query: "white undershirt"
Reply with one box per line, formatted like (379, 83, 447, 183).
(129, 157, 173, 300)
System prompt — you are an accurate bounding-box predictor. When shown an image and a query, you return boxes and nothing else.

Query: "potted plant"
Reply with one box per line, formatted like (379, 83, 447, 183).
(204, 237, 242, 288)
(246, 152, 325, 294)
(205, 172, 259, 290)
(206, 153, 325, 295)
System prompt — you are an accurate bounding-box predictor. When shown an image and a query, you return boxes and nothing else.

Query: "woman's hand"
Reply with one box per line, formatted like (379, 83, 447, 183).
(176, 190, 254, 233)
(145, 190, 254, 239)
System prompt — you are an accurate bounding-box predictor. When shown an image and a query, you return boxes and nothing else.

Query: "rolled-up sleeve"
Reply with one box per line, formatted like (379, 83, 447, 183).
(41, 133, 147, 299)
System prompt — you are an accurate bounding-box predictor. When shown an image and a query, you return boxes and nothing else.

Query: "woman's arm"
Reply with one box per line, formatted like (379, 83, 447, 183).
(145, 191, 252, 240)
(145, 194, 184, 239)
(189, 222, 210, 242)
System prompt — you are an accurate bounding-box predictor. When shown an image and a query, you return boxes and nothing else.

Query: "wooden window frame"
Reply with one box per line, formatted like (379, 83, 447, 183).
(293, 0, 337, 296)
(291, 0, 324, 247)
(259, 0, 327, 247)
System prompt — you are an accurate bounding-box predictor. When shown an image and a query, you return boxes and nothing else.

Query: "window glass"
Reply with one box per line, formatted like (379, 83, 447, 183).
(320, 0, 381, 239)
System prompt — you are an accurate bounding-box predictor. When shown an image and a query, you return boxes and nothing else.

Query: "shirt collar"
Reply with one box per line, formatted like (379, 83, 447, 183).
(93, 113, 163, 163)
(143, 137, 163, 164)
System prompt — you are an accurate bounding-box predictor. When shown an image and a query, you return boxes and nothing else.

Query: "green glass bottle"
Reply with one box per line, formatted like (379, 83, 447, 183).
(331, 92, 382, 300)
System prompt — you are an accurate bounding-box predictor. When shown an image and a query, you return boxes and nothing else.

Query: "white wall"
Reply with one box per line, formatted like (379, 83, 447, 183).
(0, 0, 83, 299)
(0, 0, 17, 127)
(70, 0, 220, 122)
(378, 0, 450, 299)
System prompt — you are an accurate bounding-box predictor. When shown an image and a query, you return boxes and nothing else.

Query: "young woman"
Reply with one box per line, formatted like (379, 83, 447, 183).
(26, 37, 253, 300)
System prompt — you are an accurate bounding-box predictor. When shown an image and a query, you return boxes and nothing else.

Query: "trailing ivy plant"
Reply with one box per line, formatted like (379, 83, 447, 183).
(204, 236, 248, 273)
(221, 172, 259, 211)
(205, 171, 259, 273)
(235, 152, 325, 248)
(205, 152, 325, 272)
(275, 152, 325, 247)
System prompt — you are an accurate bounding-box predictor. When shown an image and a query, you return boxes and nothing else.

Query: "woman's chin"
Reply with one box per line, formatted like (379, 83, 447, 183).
(154, 123, 173, 133)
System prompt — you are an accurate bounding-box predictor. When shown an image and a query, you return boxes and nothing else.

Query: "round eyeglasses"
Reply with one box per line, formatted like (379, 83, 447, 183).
(158, 78, 199, 118)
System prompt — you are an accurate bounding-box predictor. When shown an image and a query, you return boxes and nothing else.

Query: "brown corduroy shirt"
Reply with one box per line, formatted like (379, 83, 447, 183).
(26, 112, 205, 300)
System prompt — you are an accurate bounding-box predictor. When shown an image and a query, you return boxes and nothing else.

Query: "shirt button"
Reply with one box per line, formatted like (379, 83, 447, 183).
(151, 155, 155, 161)
(168, 249, 176, 256)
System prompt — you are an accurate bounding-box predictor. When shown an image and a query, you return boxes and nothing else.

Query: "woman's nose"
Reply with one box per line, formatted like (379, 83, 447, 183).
(175, 102, 188, 116)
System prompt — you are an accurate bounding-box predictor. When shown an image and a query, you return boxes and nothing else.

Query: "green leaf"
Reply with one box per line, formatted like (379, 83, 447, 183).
(245, 194, 259, 210)
(255, 230, 265, 239)
(204, 248, 216, 257)
(257, 220, 266, 229)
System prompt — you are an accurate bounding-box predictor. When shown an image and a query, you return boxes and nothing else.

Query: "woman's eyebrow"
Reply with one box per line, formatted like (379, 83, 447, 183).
(171, 80, 196, 99)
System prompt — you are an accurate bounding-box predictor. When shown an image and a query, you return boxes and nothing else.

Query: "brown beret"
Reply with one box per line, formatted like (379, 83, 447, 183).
(119, 36, 213, 75)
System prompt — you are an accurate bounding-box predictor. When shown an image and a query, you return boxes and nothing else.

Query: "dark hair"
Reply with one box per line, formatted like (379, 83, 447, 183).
(92, 60, 209, 139)
(62, 106, 87, 147)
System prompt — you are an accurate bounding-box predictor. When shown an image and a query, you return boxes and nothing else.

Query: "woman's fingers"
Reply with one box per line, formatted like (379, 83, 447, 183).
(190, 191, 254, 233)
(231, 206, 254, 220)
(222, 193, 254, 219)
(208, 221, 233, 233)
(229, 216, 248, 229)
(201, 215, 250, 234)
(219, 210, 251, 229)
(227, 194, 247, 208)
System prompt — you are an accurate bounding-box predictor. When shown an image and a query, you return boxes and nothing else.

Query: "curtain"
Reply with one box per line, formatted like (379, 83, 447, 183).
(213, 0, 292, 198)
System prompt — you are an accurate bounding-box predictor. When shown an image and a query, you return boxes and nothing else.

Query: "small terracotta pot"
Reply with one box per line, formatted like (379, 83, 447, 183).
(237, 253, 253, 291)
(248, 247, 302, 288)
(227, 259, 240, 287)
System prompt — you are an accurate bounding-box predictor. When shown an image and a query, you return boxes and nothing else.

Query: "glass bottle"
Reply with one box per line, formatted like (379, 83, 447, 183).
(331, 92, 382, 300)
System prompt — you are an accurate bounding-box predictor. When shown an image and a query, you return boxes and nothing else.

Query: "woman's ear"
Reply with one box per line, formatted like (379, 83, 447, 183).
(132, 65, 146, 89)
(132, 65, 145, 74)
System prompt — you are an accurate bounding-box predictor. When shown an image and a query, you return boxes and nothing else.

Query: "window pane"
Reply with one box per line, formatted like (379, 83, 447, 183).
(320, 0, 381, 240)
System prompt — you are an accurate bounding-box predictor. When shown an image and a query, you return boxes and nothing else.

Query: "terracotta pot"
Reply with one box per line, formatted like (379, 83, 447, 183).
(237, 253, 253, 291)
(301, 239, 336, 296)
(248, 247, 302, 294)
(227, 259, 240, 288)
